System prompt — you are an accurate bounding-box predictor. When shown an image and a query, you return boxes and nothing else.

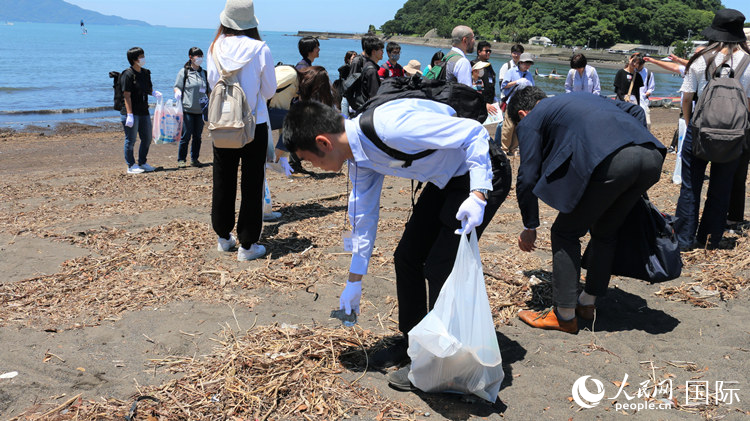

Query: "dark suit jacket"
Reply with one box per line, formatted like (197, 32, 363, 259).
(516, 93, 665, 228)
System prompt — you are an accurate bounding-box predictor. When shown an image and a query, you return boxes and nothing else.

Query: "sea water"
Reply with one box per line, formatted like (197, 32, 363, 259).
(0, 22, 685, 128)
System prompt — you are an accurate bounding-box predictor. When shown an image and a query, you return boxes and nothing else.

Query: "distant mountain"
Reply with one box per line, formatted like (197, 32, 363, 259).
(0, 0, 150, 26)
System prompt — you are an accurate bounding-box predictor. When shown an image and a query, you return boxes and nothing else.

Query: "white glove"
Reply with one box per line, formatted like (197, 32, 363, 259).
(174, 90, 182, 100)
(515, 78, 531, 88)
(152, 90, 162, 100)
(339, 281, 362, 315)
(455, 194, 487, 234)
(125, 113, 134, 127)
(278, 157, 294, 177)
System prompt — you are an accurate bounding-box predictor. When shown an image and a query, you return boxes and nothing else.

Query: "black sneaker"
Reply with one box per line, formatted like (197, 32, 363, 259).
(191, 159, 205, 168)
(387, 366, 417, 392)
(370, 336, 409, 369)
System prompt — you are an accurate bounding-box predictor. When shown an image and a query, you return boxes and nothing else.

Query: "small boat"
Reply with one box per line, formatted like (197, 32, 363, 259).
(4, 21, 14, 26)
(649, 96, 680, 107)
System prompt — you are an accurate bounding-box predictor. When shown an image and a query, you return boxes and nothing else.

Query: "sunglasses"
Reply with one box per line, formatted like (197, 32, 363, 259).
(481, 49, 492, 53)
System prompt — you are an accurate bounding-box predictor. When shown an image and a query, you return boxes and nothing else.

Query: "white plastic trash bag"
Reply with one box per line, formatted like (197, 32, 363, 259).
(672, 117, 687, 184)
(152, 98, 183, 144)
(407, 230, 504, 402)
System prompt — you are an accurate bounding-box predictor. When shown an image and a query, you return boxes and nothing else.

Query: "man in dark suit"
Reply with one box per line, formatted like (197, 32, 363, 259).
(508, 87, 665, 333)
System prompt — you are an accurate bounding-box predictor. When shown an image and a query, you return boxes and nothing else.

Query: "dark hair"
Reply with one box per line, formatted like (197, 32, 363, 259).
(511, 44, 524, 54)
(570, 53, 587, 69)
(362, 35, 384, 56)
(345, 50, 358, 64)
(507, 86, 547, 124)
(430, 51, 445, 67)
(477, 41, 491, 52)
(282, 101, 345, 155)
(629, 52, 645, 67)
(210, 24, 261, 52)
(297, 66, 336, 108)
(685, 41, 750, 74)
(184, 47, 204, 69)
(298, 36, 320, 58)
(386, 41, 401, 54)
(361, 34, 378, 50)
(127, 47, 144, 65)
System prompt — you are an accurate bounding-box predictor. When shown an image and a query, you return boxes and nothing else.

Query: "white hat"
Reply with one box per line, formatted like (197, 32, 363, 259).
(220, 0, 259, 30)
(472, 61, 490, 71)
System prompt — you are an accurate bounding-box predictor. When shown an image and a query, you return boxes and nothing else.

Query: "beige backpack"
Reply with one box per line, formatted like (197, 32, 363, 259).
(207, 46, 258, 148)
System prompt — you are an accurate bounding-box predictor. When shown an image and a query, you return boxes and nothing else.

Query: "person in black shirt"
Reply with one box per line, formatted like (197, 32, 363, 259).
(121, 47, 162, 174)
(613, 56, 643, 105)
(471, 41, 499, 116)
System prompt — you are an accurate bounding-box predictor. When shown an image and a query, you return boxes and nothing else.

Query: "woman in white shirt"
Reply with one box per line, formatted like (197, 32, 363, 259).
(675, 8, 750, 251)
(207, 0, 277, 261)
(564, 53, 601, 95)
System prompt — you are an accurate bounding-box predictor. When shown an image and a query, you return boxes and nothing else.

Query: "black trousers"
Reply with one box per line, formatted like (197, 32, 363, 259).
(550, 144, 664, 308)
(211, 123, 268, 249)
(393, 152, 512, 335)
(727, 150, 750, 222)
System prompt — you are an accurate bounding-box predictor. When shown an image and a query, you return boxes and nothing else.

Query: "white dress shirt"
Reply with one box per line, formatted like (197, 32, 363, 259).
(564, 65, 601, 95)
(344, 98, 493, 274)
(449, 47, 473, 87)
(638, 67, 655, 107)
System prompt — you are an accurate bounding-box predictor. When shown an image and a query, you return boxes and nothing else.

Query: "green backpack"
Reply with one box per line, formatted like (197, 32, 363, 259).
(423, 53, 461, 80)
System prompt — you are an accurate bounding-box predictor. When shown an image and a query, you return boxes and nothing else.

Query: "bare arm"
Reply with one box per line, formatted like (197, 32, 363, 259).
(682, 92, 694, 125)
(644, 56, 681, 74)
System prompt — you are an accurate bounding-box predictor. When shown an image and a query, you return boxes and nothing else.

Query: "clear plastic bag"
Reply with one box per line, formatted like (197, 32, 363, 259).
(407, 230, 504, 402)
(152, 99, 183, 144)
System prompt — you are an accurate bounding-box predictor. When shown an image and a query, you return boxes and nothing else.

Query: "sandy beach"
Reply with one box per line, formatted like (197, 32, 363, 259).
(1, 107, 749, 420)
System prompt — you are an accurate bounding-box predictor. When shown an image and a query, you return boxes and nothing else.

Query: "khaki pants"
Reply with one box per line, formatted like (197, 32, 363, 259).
(500, 110, 519, 155)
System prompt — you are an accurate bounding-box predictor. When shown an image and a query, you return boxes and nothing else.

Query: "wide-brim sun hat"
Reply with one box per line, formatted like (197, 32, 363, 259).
(519, 52, 535, 64)
(404, 59, 422, 76)
(472, 61, 490, 71)
(220, 0, 259, 30)
(702, 8, 746, 43)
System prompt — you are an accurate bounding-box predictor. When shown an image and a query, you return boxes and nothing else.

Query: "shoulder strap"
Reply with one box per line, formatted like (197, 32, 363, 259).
(733, 54, 750, 79)
(359, 108, 436, 168)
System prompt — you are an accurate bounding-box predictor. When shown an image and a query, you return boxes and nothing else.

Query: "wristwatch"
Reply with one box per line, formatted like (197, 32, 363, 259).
(472, 188, 489, 199)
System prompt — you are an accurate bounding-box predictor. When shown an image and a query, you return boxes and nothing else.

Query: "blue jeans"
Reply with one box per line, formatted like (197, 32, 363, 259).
(674, 125, 741, 248)
(122, 114, 152, 167)
(268, 107, 288, 152)
(178, 112, 204, 162)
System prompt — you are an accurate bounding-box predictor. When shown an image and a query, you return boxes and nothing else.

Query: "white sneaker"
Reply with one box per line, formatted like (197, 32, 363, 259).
(238, 243, 266, 261)
(140, 163, 155, 172)
(263, 211, 282, 222)
(217, 233, 237, 252)
(127, 165, 144, 174)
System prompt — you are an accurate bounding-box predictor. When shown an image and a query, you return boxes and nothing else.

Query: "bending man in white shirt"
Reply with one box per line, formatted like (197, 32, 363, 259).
(282, 99, 511, 369)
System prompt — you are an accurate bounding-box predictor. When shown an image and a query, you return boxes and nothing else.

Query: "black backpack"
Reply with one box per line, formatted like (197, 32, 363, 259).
(357, 75, 488, 167)
(343, 59, 380, 113)
(109, 70, 127, 111)
(691, 53, 750, 163)
(109, 67, 143, 111)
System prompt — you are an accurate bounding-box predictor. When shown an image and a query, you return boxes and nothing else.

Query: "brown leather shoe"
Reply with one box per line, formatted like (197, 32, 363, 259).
(518, 308, 578, 334)
(576, 303, 596, 320)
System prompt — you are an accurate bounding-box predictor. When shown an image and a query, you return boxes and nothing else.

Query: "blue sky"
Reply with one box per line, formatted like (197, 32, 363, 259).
(66, 0, 408, 31)
(67, 1, 750, 32)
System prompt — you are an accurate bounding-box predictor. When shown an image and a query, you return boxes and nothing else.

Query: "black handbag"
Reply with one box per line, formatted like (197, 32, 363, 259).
(582, 195, 682, 283)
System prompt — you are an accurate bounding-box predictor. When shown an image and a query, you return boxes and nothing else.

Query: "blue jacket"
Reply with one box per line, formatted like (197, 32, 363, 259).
(516, 93, 665, 228)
